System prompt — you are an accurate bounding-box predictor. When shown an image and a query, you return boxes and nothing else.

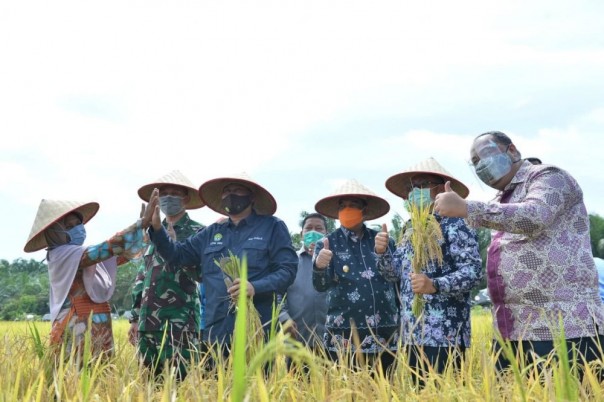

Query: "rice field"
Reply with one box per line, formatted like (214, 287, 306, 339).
(0, 307, 602, 401)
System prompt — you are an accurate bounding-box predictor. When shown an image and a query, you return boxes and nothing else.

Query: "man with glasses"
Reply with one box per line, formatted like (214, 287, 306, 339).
(376, 157, 482, 384)
(434, 131, 604, 376)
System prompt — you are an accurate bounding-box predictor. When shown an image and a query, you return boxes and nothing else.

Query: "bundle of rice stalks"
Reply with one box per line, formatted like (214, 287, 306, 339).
(407, 197, 443, 317)
(215, 252, 264, 357)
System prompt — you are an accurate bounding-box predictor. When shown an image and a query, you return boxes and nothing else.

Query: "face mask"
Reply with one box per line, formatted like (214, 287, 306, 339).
(338, 207, 363, 229)
(221, 194, 252, 215)
(475, 152, 512, 185)
(407, 187, 433, 209)
(303, 230, 324, 248)
(159, 195, 185, 216)
(66, 224, 86, 246)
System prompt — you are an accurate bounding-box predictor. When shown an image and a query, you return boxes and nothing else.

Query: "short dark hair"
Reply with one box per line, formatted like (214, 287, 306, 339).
(301, 213, 328, 229)
(526, 157, 542, 165)
(475, 131, 512, 146)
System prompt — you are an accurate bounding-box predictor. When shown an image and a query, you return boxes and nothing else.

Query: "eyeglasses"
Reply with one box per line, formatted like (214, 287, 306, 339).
(404, 180, 444, 193)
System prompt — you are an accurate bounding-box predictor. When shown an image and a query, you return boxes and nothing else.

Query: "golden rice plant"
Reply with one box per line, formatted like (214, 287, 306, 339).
(407, 196, 443, 317)
(215, 252, 264, 360)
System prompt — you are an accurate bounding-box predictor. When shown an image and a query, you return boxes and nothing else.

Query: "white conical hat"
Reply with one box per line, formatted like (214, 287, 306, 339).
(24, 199, 99, 252)
(137, 170, 204, 209)
(315, 179, 390, 220)
(385, 157, 470, 199)
(199, 172, 277, 216)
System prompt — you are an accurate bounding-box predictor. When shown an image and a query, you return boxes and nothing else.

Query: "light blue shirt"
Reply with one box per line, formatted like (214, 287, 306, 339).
(594, 257, 604, 302)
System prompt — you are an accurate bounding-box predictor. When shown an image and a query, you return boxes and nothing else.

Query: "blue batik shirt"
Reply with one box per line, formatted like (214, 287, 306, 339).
(377, 215, 482, 348)
(313, 225, 399, 354)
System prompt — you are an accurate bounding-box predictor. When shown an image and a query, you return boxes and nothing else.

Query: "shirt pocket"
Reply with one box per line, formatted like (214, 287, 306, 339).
(242, 239, 269, 275)
(203, 244, 227, 276)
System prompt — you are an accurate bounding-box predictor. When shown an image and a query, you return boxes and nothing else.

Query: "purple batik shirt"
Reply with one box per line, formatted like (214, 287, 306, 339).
(467, 161, 604, 341)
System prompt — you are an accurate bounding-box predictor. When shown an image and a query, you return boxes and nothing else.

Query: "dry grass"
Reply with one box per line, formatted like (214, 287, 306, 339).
(0, 308, 602, 401)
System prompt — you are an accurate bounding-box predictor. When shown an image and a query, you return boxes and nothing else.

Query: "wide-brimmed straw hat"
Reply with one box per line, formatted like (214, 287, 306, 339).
(24, 199, 99, 253)
(315, 179, 390, 221)
(385, 157, 470, 199)
(199, 172, 277, 216)
(137, 170, 204, 209)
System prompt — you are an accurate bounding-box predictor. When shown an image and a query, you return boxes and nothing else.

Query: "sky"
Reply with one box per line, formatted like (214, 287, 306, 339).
(1, 0, 604, 262)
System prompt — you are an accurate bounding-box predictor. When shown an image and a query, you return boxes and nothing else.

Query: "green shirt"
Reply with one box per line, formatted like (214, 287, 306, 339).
(131, 213, 204, 333)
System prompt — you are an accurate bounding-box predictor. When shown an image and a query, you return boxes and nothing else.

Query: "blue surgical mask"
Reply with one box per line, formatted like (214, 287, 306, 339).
(303, 230, 324, 248)
(159, 195, 184, 216)
(407, 187, 433, 209)
(66, 224, 86, 246)
(475, 152, 512, 185)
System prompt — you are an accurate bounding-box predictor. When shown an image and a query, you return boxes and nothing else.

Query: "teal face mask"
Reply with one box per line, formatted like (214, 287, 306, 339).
(407, 187, 433, 209)
(303, 230, 324, 248)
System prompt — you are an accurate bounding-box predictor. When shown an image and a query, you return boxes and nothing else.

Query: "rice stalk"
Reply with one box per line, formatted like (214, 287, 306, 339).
(407, 195, 443, 317)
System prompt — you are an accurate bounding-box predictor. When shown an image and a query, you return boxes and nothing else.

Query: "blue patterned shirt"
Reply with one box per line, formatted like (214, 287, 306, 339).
(313, 225, 399, 353)
(377, 216, 482, 348)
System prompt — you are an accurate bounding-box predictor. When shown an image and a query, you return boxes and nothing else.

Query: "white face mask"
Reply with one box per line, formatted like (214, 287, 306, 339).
(159, 195, 184, 216)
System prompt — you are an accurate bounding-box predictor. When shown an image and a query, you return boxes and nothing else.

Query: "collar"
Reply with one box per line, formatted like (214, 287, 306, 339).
(162, 212, 190, 229)
(340, 224, 368, 240)
(498, 160, 532, 196)
(298, 246, 310, 256)
(227, 209, 259, 227)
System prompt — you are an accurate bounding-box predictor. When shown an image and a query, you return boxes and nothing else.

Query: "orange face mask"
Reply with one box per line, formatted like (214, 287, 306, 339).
(338, 207, 364, 229)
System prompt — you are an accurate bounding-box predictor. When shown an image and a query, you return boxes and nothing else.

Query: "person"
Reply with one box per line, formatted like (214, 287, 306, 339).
(23, 199, 147, 361)
(129, 170, 205, 380)
(526, 157, 542, 165)
(279, 213, 329, 349)
(594, 257, 604, 302)
(376, 157, 483, 382)
(143, 172, 298, 355)
(433, 131, 604, 373)
(313, 179, 399, 373)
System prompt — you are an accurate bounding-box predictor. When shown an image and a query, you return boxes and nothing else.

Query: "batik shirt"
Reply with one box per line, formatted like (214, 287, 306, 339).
(131, 213, 204, 334)
(466, 161, 604, 341)
(313, 225, 399, 353)
(377, 216, 482, 348)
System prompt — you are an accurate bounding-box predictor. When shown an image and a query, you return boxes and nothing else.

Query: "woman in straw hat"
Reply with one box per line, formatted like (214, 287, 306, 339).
(313, 179, 399, 373)
(143, 172, 298, 353)
(24, 199, 148, 361)
(130, 170, 205, 381)
(376, 157, 482, 383)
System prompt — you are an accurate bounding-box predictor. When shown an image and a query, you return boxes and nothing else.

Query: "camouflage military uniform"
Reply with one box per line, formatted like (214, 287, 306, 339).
(131, 213, 204, 379)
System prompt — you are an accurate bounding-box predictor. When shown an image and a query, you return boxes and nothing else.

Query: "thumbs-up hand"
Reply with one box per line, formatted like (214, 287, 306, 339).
(315, 238, 333, 270)
(434, 181, 468, 218)
(374, 223, 389, 254)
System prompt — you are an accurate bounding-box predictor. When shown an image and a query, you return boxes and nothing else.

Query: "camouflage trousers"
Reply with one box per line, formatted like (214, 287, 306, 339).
(137, 329, 201, 381)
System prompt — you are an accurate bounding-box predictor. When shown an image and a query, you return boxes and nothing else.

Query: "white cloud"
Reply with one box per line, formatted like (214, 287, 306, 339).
(1, 0, 604, 260)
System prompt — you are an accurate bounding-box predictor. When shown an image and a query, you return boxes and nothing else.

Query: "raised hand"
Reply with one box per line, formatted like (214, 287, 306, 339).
(141, 188, 161, 229)
(375, 223, 389, 254)
(315, 238, 333, 270)
(434, 181, 468, 218)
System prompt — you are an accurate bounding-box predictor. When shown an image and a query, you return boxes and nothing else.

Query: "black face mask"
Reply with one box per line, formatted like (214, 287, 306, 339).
(221, 194, 252, 215)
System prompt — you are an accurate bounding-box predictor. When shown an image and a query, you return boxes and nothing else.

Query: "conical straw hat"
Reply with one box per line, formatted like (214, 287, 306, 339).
(385, 157, 469, 199)
(24, 199, 99, 252)
(199, 172, 277, 216)
(315, 179, 390, 220)
(138, 170, 204, 209)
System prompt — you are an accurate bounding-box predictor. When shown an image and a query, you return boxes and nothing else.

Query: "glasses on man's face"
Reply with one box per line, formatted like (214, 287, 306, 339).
(404, 180, 444, 193)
